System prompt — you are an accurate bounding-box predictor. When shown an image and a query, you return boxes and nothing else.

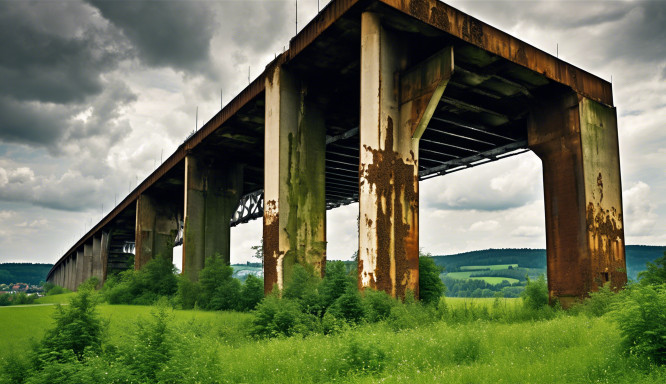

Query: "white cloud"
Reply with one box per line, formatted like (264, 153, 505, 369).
(469, 220, 499, 232)
(623, 181, 658, 236)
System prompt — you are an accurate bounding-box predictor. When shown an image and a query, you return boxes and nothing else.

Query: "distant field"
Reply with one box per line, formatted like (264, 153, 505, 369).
(460, 264, 519, 271)
(469, 276, 520, 284)
(35, 292, 75, 304)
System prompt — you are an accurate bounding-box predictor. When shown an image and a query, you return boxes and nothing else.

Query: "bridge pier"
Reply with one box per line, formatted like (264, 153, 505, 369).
(183, 155, 242, 281)
(135, 194, 179, 269)
(358, 12, 452, 299)
(529, 94, 626, 307)
(83, 242, 93, 284)
(263, 65, 327, 294)
(75, 250, 84, 289)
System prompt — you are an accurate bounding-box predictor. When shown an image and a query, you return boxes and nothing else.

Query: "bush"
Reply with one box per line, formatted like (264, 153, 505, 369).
(102, 256, 177, 305)
(124, 299, 173, 381)
(521, 274, 548, 310)
(198, 253, 241, 311)
(239, 274, 264, 311)
(176, 274, 200, 309)
(319, 261, 353, 308)
(451, 333, 482, 364)
(419, 255, 445, 306)
(362, 289, 397, 322)
(638, 251, 666, 286)
(34, 286, 104, 364)
(611, 284, 666, 364)
(251, 295, 312, 338)
(340, 337, 386, 374)
(327, 287, 365, 324)
(579, 283, 619, 317)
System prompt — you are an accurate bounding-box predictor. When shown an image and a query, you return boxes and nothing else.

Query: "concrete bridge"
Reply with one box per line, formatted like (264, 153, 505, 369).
(46, 0, 626, 306)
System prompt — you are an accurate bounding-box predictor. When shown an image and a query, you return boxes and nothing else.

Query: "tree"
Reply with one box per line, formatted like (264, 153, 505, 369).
(419, 255, 445, 306)
(198, 253, 240, 311)
(638, 252, 666, 286)
(251, 239, 263, 262)
(35, 286, 104, 364)
(522, 274, 548, 309)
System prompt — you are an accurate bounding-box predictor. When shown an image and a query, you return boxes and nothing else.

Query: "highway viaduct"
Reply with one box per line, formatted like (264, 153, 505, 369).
(47, 0, 626, 307)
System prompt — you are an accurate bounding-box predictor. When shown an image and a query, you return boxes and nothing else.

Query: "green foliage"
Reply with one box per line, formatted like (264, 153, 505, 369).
(176, 274, 200, 310)
(0, 292, 37, 306)
(319, 261, 353, 308)
(362, 289, 397, 322)
(522, 274, 549, 310)
(0, 263, 53, 285)
(102, 256, 177, 305)
(638, 251, 666, 286)
(327, 287, 365, 324)
(34, 286, 104, 365)
(251, 295, 317, 338)
(451, 333, 482, 364)
(239, 274, 264, 311)
(198, 253, 240, 311)
(125, 299, 173, 381)
(340, 337, 386, 374)
(577, 283, 620, 317)
(612, 284, 666, 364)
(43, 283, 65, 296)
(419, 255, 445, 306)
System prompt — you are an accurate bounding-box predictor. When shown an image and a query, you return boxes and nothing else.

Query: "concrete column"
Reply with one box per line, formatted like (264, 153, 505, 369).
(358, 12, 452, 299)
(183, 155, 242, 281)
(100, 232, 110, 283)
(263, 65, 327, 294)
(84, 242, 93, 283)
(135, 194, 179, 269)
(65, 258, 71, 290)
(76, 250, 84, 290)
(92, 236, 103, 286)
(528, 94, 626, 307)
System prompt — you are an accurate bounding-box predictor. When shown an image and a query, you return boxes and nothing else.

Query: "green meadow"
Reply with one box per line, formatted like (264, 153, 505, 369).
(2, 293, 664, 383)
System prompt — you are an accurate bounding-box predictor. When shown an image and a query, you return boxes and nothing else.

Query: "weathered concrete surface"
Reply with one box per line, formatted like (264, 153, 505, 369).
(358, 12, 452, 299)
(183, 154, 242, 281)
(528, 94, 626, 307)
(263, 65, 327, 294)
(135, 194, 179, 270)
(92, 236, 102, 285)
(75, 250, 84, 289)
(100, 232, 109, 283)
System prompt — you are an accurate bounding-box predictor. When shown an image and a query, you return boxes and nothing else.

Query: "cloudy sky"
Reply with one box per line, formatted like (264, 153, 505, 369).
(0, 0, 664, 267)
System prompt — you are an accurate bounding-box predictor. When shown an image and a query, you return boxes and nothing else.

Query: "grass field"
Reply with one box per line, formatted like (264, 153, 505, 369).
(3, 293, 665, 383)
(445, 271, 519, 285)
(460, 264, 519, 271)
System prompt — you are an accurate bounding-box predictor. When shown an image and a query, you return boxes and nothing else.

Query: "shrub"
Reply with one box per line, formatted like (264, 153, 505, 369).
(251, 295, 307, 338)
(102, 256, 177, 305)
(319, 261, 353, 308)
(419, 255, 445, 306)
(611, 284, 666, 364)
(176, 274, 200, 310)
(124, 299, 173, 381)
(34, 286, 104, 364)
(239, 274, 264, 311)
(340, 337, 386, 374)
(198, 253, 240, 311)
(362, 289, 397, 322)
(327, 287, 365, 324)
(521, 274, 548, 310)
(638, 251, 666, 286)
(580, 283, 619, 317)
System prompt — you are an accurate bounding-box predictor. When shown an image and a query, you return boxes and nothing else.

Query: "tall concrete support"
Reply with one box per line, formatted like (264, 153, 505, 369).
(528, 94, 626, 307)
(75, 250, 84, 289)
(84, 242, 93, 283)
(263, 65, 327, 294)
(92, 235, 103, 285)
(65, 258, 72, 290)
(135, 194, 179, 269)
(183, 155, 242, 281)
(100, 232, 109, 283)
(358, 12, 452, 299)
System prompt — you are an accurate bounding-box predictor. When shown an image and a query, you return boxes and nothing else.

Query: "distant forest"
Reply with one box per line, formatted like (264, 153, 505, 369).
(431, 245, 666, 281)
(1, 245, 662, 286)
(0, 263, 53, 285)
